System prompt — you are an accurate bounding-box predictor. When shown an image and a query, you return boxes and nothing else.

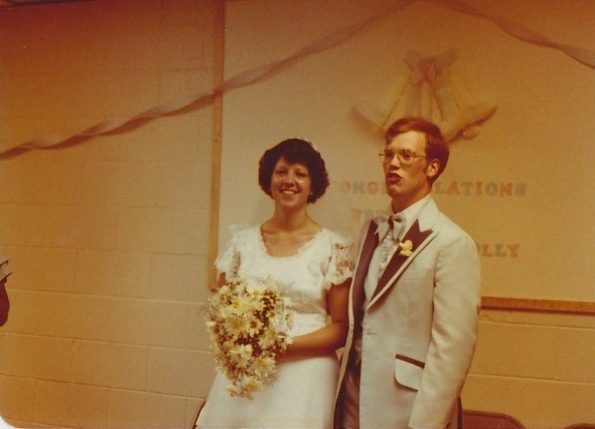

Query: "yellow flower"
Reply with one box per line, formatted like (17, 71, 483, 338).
(205, 276, 293, 397)
(241, 375, 263, 393)
(253, 356, 276, 376)
(226, 383, 242, 397)
(229, 344, 253, 368)
(246, 318, 264, 337)
(226, 315, 249, 338)
(398, 239, 414, 257)
(258, 329, 278, 349)
(217, 305, 234, 319)
(232, 293, 260, 314)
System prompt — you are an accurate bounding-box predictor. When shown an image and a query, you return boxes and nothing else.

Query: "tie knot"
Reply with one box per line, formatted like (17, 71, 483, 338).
(389, 213, 405, 241)
(374, 213, 405, 242)
(390, 213, 404, 226)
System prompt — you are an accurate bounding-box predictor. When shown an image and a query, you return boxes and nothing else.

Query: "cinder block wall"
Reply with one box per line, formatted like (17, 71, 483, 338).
(464, 309, 595, 428)
(0, 1, 220, 427)
(2, 1, 594, 429)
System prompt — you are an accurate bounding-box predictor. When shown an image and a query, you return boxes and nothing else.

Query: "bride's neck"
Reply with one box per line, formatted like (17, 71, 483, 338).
(268, 208, 312, 232)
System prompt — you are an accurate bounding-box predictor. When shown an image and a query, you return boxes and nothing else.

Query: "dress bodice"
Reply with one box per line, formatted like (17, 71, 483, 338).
(215, 226, 353, 332)
(199, 226, 354, 429)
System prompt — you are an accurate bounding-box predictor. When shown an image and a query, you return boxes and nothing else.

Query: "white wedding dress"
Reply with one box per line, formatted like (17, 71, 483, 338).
(196, 226, 353, 429)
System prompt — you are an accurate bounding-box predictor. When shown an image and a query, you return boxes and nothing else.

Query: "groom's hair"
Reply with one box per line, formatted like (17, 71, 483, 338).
(258, 138, 329, 203)
(385, 116, 449, 183)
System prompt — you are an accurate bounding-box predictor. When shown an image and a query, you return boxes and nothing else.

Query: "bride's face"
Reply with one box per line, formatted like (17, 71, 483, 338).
(270, 157, 312, 210)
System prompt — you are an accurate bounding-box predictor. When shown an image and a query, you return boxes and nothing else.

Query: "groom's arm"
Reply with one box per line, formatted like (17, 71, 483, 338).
(409, 231, 481, 429)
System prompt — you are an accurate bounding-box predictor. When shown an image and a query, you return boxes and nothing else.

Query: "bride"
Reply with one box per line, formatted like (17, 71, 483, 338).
(196, 138, 353, 429)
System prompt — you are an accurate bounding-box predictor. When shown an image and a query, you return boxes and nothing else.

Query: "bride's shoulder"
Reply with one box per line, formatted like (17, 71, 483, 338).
(224, 224, 260, 245)
(320, 228, 352, 248)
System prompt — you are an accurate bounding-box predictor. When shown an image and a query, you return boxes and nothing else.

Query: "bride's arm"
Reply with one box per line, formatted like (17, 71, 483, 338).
(283, 279, 350, 357)
(214, 273, 226, 289)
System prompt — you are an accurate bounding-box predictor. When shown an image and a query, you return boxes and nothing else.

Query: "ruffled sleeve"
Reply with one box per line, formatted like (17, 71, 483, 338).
(323, 231, 354, 289)
(214, 224, 251, 277)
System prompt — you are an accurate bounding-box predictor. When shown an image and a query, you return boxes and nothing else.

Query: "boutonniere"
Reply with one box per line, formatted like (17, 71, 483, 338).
(398, 239, 414, 257)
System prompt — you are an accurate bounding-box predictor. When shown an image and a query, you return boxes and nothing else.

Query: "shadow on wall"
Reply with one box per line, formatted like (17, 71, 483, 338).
(463, 410, 525, 429)
(463, 409, 595, 429)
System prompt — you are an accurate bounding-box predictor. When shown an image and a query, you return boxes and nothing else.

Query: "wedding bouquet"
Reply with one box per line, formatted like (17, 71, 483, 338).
(206, 276, 293, 398)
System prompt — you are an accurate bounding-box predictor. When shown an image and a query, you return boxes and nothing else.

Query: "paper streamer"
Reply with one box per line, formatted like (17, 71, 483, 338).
(1, 0, 594, 159)
(433, 0, 595, 70)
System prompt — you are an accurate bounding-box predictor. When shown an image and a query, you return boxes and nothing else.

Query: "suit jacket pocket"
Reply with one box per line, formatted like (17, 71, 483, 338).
(394, 354, 425, 391)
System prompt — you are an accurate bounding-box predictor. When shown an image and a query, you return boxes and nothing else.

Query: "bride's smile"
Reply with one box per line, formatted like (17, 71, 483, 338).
(270, 157, 312, 208)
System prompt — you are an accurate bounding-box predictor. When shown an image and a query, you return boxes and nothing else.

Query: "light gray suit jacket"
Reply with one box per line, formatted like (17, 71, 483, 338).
(335, 198, 481, 429)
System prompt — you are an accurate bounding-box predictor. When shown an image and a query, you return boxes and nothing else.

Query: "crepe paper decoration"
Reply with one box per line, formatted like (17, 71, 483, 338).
(354, 50, 497, 142)
(1, 0, 594, 158)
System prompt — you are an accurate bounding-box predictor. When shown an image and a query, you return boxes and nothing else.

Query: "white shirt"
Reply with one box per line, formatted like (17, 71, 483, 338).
(364, 194, 431, 301)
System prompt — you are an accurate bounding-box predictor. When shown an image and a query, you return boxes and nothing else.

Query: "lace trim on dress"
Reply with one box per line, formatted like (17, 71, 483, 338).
(323, 234, 354, 289)
(214, 224, 252, 276)
(215, 226, 355, 290)
(256, 227, 326, 260)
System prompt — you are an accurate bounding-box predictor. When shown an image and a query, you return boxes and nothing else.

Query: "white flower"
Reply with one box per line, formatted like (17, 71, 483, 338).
(206, 276, 293, 398)
(258, 328, 278, 349)
(232, 293, 259, 314)
(253, 356, 276, 377)
(230, 344, 253, 368)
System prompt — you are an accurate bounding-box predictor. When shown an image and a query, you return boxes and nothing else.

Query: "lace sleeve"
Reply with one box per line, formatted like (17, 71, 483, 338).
(214, 244, 239, 277)
(324, 232, 354, 289)
(214, 224, 250, 277)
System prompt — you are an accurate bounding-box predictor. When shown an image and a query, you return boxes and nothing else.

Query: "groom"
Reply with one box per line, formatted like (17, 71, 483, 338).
(334, 117, 481, 429)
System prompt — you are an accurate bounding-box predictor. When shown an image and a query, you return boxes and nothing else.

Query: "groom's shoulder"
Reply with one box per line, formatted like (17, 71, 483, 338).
(433, 208, 475, 244)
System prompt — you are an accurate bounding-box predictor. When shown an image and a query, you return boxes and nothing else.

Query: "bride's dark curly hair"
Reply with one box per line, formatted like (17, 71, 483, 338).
(258, 138, 329, 204)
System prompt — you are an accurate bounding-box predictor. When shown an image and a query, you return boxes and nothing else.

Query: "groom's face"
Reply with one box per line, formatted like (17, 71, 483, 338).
(383, 130, 438, 209)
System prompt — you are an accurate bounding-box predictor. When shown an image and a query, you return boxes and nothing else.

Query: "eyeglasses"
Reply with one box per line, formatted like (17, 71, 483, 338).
(378, 149, 427, 166)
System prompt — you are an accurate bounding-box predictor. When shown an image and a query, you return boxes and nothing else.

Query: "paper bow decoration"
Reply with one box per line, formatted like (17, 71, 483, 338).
(354, 49, 497, 142)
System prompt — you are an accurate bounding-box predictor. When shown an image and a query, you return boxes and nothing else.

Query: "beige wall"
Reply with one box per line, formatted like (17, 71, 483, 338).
(466, 309, 595, 428)
(220, 1, 595, 428)
(0, 1, 220, 427)
(0, 1, 594, 429)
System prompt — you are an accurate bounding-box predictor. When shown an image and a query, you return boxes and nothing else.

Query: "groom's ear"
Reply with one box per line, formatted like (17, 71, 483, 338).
(426, 159, 440, 180)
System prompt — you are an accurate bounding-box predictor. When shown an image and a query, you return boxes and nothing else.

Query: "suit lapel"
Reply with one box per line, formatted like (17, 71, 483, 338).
(376, 220, 432, 291)
(367, 206, 437, 309)
(351, 221, 379, 318)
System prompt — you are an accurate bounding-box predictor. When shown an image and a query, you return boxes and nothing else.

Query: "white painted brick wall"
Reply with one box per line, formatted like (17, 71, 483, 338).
(0, 1, 219, 427)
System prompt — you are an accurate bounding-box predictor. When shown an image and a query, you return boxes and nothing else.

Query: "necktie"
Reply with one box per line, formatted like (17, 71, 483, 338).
(375, 212, 405, 242)
(374, 212, 405, 280)
(389, 213, 405, 242)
